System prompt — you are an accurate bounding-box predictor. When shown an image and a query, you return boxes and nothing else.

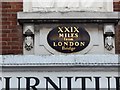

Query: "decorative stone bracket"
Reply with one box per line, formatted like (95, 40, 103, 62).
(23, 24, 34, 52)
(104, 25, 115, 51)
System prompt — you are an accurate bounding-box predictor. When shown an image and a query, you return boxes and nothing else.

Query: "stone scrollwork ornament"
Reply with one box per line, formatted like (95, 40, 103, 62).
(105, 36, 114, 51)
(104, 25, 115, 51)
(25, 36, 34, 51)
(24, 29, 34, 51)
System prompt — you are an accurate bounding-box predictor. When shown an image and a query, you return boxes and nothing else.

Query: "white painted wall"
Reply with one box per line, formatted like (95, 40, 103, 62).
(23, 0, 113, 12)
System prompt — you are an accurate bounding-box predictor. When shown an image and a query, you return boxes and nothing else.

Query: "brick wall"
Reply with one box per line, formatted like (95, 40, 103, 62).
(114, 1, 120, 11)
(114, 1, 120, 54)
(1, 2, 23, 54)
(1, 1, 120, 54)
(116, 25, 120, 54)
(0, 2, 2, 54)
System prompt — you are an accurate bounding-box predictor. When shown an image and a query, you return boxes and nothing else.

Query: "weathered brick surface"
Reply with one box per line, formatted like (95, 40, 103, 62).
(115, 25, 120, 54)
(0, 1, 120, 54)
(114, 1, 120, 11)
(0, 2, 2, 54)
(114, 1, 120, 54)
(1, 2, 23, 54)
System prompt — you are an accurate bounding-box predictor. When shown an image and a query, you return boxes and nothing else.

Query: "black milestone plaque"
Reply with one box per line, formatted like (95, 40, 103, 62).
(47, 25, 90, 53)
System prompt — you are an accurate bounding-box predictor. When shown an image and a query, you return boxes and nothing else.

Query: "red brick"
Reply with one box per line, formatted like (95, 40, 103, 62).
(8, 17, 17, 21)
(20, 46, 23, 49)
(2, 25, 8, 29)
(0, 42, 7, 45)
(2, 4, 11, 8)
(2, 18, 7, 21)
(2, 21, 10, 25)
(2, 42, 7, 45)
(2, 14, 11, 17)
(11, 46, 19, 49)
(8, 33, 18, 37)
(11, 38, 19, 41)
(0, 33, 1, 37)
(8, 25, 16, 29)
(10, 21, 17, 25)
(11, 29, 18, 33)
(9, 2, 22, 5)
(114, 8, 120, 11)
(8, 49, 22, 54)
(2, 50, 8, 55)
(115, 24, 120, 54)
(2, 37, 11, 41)
(8, 42, 20, 45)
(0, 49, 2, 54)
(2, 30, 11, 33)
(2, 46, 11, 49)
(2, 1, 23, 54)
(114, 1, 120, 11)
(16, 4, 23, 9)
(2, 33, 7, 37)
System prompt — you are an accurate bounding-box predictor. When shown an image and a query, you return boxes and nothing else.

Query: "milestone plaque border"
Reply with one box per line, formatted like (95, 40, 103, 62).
(47, 25, 90, 53)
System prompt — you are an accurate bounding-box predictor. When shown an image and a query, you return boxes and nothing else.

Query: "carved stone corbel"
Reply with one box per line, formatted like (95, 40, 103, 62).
(23, 24, 34, 52)
(104, 25, 115, 51)
(24, 33, 34, 51)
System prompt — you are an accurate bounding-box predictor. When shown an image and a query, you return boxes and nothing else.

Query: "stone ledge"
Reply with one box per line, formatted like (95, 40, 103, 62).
(18, 12, 120, 19)
(17, 12, 120, 23)
(1, 55, 119, 67)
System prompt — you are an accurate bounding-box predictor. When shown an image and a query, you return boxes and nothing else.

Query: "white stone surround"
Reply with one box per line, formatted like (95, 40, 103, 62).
(23, 0, 113, 12)
(18, 12, 120, 55)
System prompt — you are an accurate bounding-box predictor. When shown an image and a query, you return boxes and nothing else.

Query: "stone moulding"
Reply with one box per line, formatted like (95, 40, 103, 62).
(1, 55, 119, 72)
(1, 55, 119, 66)
(17, 12, 120, 24)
